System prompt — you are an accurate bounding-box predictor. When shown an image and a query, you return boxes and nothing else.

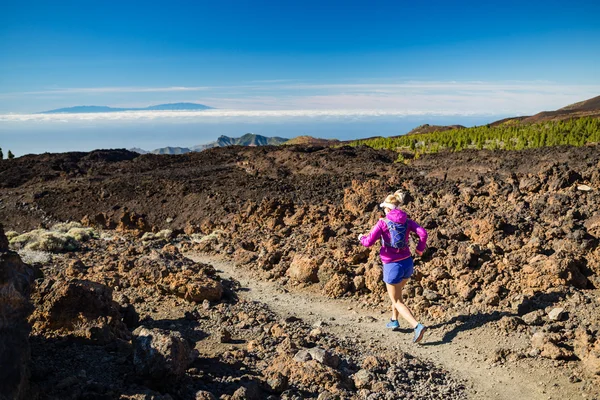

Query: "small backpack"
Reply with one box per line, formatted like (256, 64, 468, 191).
(383, 219, 408, 249)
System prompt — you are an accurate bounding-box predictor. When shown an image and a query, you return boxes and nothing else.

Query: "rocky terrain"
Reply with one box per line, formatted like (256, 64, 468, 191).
(1, 225, 465, 399)
(1, 143, 600, 398)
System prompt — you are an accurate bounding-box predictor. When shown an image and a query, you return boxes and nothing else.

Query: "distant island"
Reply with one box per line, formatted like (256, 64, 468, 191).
(38, 103, 213, 114)
(131, 133, 290, 155)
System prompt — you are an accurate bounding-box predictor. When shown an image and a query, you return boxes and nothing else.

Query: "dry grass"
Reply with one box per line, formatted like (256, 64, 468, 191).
(5, 231, 19, 241)
(66, 227, 97, 242)
(142, 229, 173, 242)
(155, 229, 173, 240)
(18, 249, 52, 264)
(51, 221, 84, 233)
(8, 224, 98, 253)
(191, 230, 226, 243)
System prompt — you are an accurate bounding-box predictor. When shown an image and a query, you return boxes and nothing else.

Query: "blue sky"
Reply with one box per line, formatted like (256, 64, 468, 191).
(1, 0, 599, 113)
(1, 0, 599, 155)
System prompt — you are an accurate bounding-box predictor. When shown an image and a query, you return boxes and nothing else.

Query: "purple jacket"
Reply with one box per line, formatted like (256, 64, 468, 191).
(360, 209, 428, 264)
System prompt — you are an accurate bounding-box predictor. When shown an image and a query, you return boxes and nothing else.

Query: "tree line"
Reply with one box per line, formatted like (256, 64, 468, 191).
(349, 117, 600, 157)
(0, 148, 15, 159)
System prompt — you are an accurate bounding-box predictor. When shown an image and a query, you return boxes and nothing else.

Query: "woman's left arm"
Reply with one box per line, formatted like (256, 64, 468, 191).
(408, 220, 428, 254)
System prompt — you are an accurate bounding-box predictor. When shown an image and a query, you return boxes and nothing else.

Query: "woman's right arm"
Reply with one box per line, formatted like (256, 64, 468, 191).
(359, 221, 383, 247)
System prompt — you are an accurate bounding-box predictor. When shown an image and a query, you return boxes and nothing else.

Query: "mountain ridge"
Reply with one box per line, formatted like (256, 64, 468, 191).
(39, 102, 213, 114)
(131, 133, 289, 155)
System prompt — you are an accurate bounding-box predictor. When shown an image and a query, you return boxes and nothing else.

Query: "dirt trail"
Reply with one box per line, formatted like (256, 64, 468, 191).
(188, 253, 592, 400)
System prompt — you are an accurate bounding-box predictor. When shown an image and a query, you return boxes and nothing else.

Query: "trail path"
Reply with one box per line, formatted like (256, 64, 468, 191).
(187, 253, 591, 400)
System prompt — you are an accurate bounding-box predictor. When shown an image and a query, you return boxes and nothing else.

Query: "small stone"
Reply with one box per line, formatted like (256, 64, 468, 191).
(577, 184, 592, 192)
(267, 372, 288, 392)
(352, 369, 374, 389)
(218, 328, 232, 343)
(423, 289, 440, 301)
(548, 307, 565, 321)
(307, 347, 340, 368)
(195, 390, 217, 400)
(293, 349, 312, 362)
(522, 310, 545, 325)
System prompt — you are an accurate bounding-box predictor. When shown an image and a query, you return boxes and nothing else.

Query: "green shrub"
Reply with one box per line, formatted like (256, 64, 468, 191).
(51, 221, 83, 233)
(350, 117, 600, 154)
(155, 229, 173, 240)
(8, 226, 96, 253)
(11, 230, 78, 252)
(141, 232, 156, 241)
(5, 231, 19, 241)
(66, 227, 97, 242)
(191, 230, 226, 243)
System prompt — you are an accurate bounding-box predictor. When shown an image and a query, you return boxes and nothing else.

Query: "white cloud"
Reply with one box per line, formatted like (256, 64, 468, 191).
(0, 108, 487, 123)
(19, 86, 211, 95)
(0, 80, 598, 117)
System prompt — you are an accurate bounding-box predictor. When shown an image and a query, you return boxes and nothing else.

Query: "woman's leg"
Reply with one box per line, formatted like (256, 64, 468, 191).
(391, 302, 398, 321)
(386, 280, 418, 329)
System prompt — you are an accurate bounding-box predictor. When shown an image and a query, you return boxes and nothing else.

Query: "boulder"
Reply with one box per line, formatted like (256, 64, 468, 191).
(323, 274, 351, 298)
(353, 275, 366, 291)
(531, 332, 571, 360)
(287, 254, 322, 283)
(0, 225, 35, 400)
(574, 328, 600, 377)
(30, 279, 128, 342)
(163, 273, 223, 303)
(132, 326, 195, 381)
(266, 354, 345, 393)
(364, 266, 384, 294)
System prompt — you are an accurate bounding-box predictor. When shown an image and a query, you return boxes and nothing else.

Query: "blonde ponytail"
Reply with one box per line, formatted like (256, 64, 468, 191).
(380, 190, 406, 210)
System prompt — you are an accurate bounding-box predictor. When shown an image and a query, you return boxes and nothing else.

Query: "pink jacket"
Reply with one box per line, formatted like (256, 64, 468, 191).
(360, 209, 428, 264)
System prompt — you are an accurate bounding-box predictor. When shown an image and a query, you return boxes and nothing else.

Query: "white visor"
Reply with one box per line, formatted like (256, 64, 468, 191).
(379, 202, 397, 209)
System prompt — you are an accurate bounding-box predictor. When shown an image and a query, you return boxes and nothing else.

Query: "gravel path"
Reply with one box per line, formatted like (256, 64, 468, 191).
(188, 253, 594, 400)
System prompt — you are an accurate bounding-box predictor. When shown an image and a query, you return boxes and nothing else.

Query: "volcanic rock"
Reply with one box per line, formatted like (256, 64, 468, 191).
(307, 347, 340, 368)
(287, 254, 322, 283)
(574, 327, 600, 376)
(30, 279, 128, 342)
(132, 326, 194, 382)
(352, 369, 374, 389)
(547, 307, 565, 321)
(0, 227, 35, 400)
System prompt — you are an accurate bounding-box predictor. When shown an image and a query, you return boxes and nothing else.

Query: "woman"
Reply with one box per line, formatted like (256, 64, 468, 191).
(358, 190, 428, 343)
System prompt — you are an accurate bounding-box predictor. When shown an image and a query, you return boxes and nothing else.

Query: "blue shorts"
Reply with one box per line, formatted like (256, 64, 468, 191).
(382, 257, 414, 284)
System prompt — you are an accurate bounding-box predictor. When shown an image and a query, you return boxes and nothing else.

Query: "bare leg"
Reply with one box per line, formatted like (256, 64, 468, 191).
(386, 280, 418, 329)
(391, 302, 398, 321)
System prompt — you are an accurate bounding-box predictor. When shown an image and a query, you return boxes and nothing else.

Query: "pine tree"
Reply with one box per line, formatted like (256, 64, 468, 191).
(7, 150, 14, 159)
(0, 147, 3, 160)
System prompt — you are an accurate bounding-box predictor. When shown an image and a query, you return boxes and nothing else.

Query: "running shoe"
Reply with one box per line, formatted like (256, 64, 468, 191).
(386, 319, 400, 329)
(413, 323, 427, 343)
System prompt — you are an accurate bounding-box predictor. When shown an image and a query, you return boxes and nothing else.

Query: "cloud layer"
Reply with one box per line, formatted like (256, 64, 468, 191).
(1, 80, 598, 119)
